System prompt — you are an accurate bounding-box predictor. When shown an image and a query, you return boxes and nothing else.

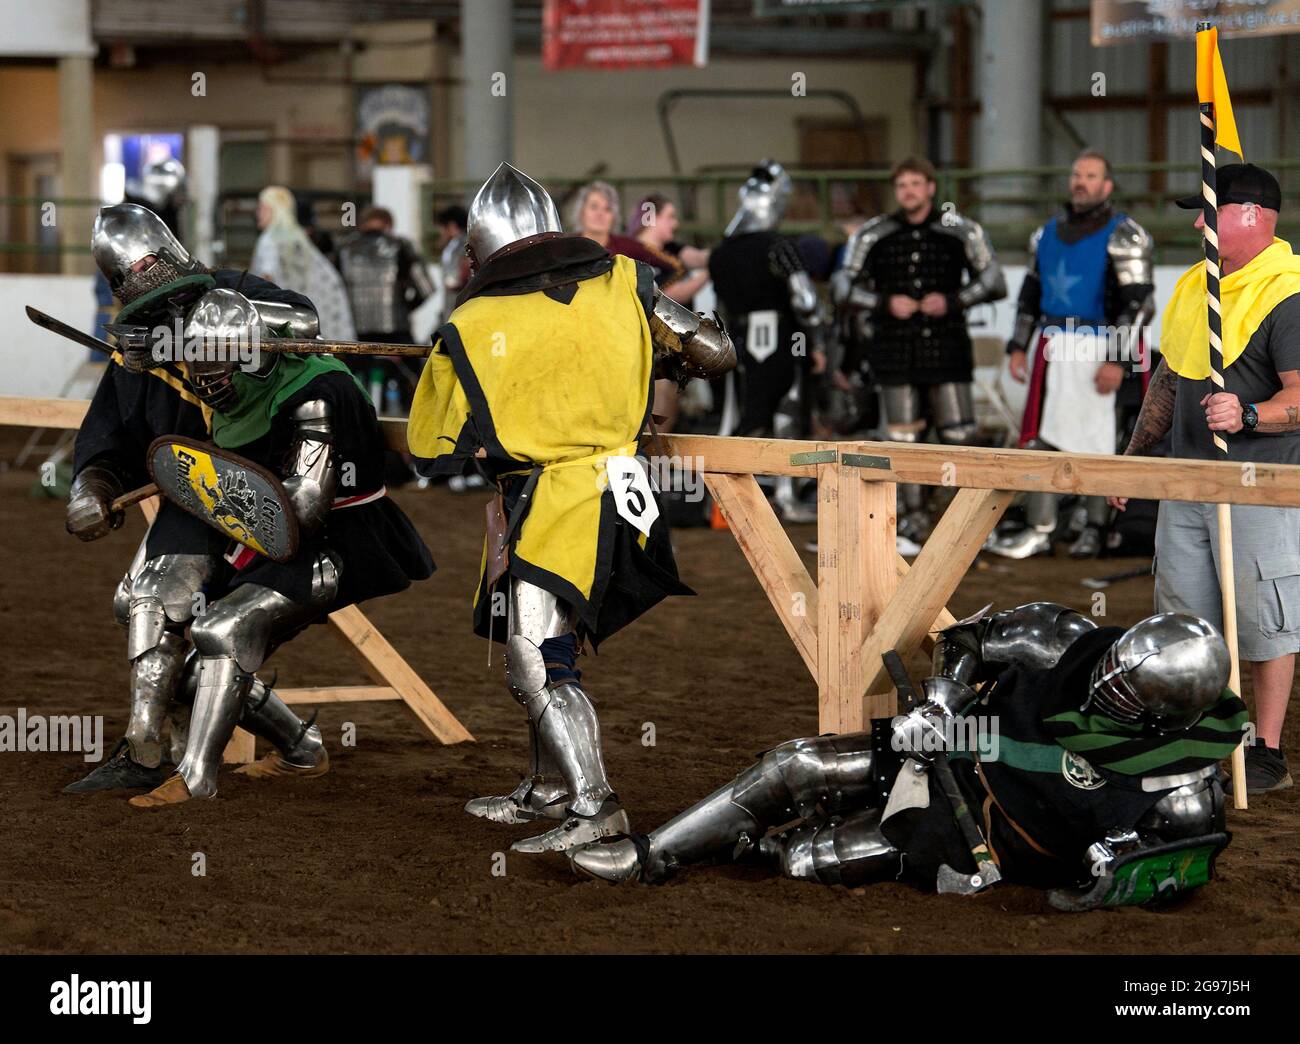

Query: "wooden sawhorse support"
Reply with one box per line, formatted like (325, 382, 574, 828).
(700, 446, 1008, 734)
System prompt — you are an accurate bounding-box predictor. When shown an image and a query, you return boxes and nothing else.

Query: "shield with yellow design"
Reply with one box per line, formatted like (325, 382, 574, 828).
(146, 435, 299, 562)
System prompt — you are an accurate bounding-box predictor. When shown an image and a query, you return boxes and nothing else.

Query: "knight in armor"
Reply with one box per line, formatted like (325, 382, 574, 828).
(121, 287, 435, 807)
(66, 203, 338, 793)
(408, 163, 735, 852)
(708, 160, 827, 520)
(571, 603, 1245, 911)
(832, 156, 1006, 545)
(991, 149, 1156, 560)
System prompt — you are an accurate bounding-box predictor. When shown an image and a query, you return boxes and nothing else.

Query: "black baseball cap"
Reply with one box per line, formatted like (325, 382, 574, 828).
(1175, 162, 1282, 211)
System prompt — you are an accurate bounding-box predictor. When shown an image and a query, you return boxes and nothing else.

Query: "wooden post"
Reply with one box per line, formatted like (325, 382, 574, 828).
(816, 447, 897, 734)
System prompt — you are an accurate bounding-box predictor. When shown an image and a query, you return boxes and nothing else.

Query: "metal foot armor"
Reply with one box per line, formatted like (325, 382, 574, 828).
(511, 801, 631, 854)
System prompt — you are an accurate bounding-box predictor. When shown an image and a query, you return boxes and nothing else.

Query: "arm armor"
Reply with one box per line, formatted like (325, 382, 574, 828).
(281, 399, 338, 536)
(1007, 226, 1044, 354)
(402, 238, 437, 308)
(1107, 217, 1155, 337)
(938, 215, 1007, 310)
(252, 298, 320, 339)
(831, 215, 896, 314)
(648, 287, 737, 381)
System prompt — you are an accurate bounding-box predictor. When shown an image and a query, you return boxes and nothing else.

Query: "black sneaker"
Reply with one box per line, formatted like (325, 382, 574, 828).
(64, 740, 169, 793)
(1228, 740, 1293, 796)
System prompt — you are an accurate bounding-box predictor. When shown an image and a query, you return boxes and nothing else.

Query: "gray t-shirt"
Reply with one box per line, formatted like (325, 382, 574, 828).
(1172, 292, 1300, 463)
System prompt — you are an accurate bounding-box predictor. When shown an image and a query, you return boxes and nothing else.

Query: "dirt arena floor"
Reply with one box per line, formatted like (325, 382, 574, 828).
(2, 430, 1298, 955)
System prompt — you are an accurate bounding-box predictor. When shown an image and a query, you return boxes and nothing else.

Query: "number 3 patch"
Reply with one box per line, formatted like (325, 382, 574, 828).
(605, 456, 659, 537)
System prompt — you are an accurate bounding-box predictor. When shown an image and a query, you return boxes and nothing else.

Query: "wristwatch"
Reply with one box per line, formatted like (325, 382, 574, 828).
(1242, 403, 1259, 431)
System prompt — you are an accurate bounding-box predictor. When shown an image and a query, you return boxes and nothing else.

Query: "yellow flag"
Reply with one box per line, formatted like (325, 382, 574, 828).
(1196, 26, 1243, 159)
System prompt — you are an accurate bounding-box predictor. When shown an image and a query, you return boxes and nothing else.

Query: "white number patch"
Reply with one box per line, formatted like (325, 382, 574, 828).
(606, 456, 659, 537)
(745, 309, 780, 363)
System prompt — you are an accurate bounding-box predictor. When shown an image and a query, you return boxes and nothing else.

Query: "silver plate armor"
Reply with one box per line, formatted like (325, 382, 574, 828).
(466, 162, 562, 266)
(251, 298, 320, 340)
(648, 288, 736, 380)
(282, 399, 338, 536)
(182, 288, 275, 410)
(935, 213, 1007, 309)
(1087, 613, 1230, 731)
(724, 160, 792, 237)
(178, 559, 340, 797)
(91, 202, 201, 302)
(67, 464, 125, 542)
(1107, 216, 1154, 288)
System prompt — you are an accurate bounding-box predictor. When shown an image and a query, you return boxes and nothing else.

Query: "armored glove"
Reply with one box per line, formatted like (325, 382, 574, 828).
(66, 464, 125, 541)
(105, 323, 158, 373)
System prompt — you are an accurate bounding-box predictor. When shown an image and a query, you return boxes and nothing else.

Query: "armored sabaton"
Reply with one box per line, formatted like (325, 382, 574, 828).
(831, 208, 1006, 538)
(571, 603, 1235, 910)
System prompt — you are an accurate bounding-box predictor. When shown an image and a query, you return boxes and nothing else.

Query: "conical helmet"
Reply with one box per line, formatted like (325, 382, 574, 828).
(466, 162, 562, 265)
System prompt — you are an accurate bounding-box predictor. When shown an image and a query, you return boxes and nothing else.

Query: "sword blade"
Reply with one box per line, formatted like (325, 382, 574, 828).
(25, 306, 117, 358)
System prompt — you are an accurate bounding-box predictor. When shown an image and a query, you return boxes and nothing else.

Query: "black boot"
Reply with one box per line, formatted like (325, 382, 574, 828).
(64, 739, 169, 793)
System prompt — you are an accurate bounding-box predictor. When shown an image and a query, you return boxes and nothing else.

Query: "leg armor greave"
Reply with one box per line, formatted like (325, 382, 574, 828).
(929, 382, 979, 446)
(762, 808, 900, 887)
(507, 635, 613, 818)
(178, 564, 337, 797)
(880, 385, 927, 518)
(125, 630, 189, 768)
(637, 733, 877, 881)
(239, 677, 325, 768)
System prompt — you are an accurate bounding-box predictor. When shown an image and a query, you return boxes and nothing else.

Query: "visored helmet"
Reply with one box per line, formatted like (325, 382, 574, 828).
(181, 289, 271, 411)
(92, 203, 201, 303)
(1087, 613, 1230, 731)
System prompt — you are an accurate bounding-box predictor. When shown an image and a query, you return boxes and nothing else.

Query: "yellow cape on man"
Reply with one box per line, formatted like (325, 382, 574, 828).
(409, 251, 688, 640)
(1161, 238, 1300, 379)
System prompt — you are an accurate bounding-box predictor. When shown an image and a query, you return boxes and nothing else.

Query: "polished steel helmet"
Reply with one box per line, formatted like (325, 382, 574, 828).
(466, 162, 562, 266)
(1087, 613, 1230, 731)
(725, 159, 793, 236)
(181, 289, 271, 411)
(92, 202, 199, 302)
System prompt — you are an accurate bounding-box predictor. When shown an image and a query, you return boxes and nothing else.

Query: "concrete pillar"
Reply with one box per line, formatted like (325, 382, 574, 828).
(187, 125, 220, 263)
(976, 0, 1043, 221)
(58, 54, 95, 276)
(461, 0, 514, 182)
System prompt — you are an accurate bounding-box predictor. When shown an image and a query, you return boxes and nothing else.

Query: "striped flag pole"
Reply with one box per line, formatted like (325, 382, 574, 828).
(1197, 19, 1248, 808)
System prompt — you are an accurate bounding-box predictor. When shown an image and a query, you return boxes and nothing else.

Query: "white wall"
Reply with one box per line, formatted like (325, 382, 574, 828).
(0, 0, 93, 58)
(0, 275, 97, 398)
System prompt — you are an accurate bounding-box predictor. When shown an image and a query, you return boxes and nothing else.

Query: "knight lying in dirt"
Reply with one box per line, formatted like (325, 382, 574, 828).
(571, 602, 1247, 911)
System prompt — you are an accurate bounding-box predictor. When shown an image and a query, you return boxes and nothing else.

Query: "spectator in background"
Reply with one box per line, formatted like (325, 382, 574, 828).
(251, 185, 356, 341)
(334, 205, 435, 415)
(569, 181, 670, 277)
(626, 193, 711, 303)
(435, 204, 470, 325)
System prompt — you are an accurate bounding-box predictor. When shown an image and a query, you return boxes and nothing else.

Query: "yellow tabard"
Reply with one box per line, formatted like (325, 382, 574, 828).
(408, 253, 655, 611)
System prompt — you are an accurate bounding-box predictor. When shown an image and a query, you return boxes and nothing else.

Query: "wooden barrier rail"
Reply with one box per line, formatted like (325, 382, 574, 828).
(9, 398, 1295, 751)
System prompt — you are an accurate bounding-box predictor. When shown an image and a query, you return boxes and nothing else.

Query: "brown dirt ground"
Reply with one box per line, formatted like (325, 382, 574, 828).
(1, 429, 1297, 955)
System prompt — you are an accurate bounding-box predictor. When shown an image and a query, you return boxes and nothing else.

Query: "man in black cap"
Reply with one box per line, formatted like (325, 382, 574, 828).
(1112, 163, 1300, 795)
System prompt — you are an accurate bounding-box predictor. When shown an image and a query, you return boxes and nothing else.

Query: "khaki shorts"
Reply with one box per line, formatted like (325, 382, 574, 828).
(1155, 499, 1300, 662)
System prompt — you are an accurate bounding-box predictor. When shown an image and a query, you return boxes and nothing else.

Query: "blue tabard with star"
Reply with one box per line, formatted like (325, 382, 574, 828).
(1036, 213, 1122, 326)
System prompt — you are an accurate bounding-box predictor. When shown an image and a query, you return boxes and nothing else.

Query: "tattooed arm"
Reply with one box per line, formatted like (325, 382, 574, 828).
(1122, 358, 1177, 455)
(1252, 370, 1300, 432)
